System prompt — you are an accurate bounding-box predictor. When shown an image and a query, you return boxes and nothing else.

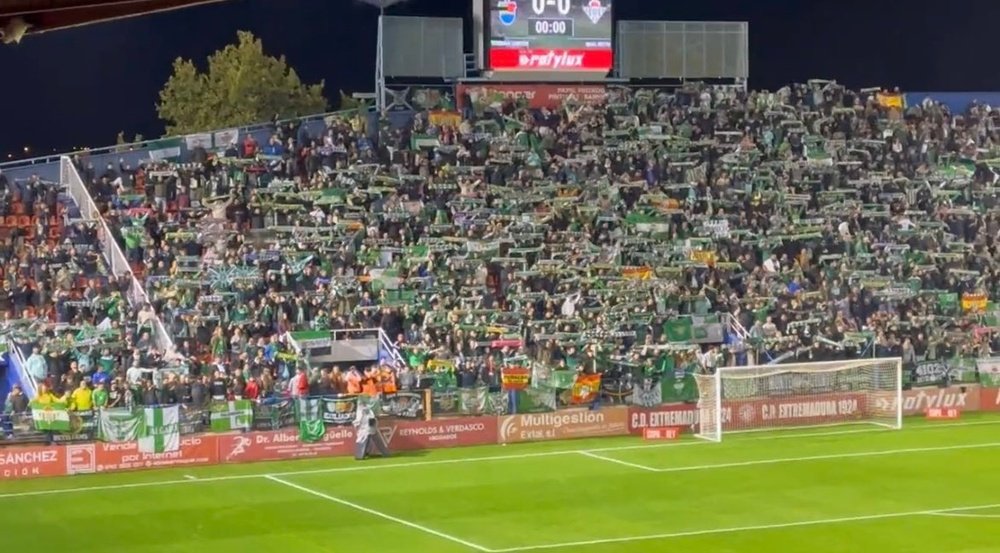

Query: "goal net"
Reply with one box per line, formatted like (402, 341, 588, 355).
(694, 358, 903, 442)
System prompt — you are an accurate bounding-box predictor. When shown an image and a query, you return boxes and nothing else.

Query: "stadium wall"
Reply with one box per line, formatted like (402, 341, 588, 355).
(3, 387, 999, 480)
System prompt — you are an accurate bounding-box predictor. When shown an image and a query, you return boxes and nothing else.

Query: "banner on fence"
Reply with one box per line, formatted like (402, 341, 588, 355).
(296, 398, 326, 443)
(431, 388, 461, 416)
(252, 399, 295, 430)
(218, 427, 355, 463)
(515, 387, 556, 413)
(570, 374, 601, 404)
(380, 391, 426, 420)
(377, 417, 498, 451)
(210, 400, 253, 432)
(977, 358, 1000, 387)
(498, 406, 629, 444)
(97, 409, 143, 442)
(30, 401, 72, 432)
(320, 396, 359, 426)
(909, 359, 976, 387)
(627, 373, 699, 407)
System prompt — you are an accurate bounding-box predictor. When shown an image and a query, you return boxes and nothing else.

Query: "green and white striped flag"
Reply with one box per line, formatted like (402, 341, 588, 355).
(210, 400, 253, 432)
(30, 401, 71, 432)
(296, 398, 325, 443)
(98, 408, 143, 442)
(138, 406, 179, 453)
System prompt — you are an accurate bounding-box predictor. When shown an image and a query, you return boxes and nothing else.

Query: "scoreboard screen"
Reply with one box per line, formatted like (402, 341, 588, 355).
(489, 0, 613, 72)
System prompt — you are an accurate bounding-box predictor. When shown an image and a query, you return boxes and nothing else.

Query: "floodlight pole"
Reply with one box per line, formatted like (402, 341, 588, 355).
(375, 7, 385, 113)
(359, 0, 407, 114)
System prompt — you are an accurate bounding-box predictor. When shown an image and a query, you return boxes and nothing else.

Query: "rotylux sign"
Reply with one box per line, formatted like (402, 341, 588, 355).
(499, 406, 628, 443)
(873, 386, 980, 416)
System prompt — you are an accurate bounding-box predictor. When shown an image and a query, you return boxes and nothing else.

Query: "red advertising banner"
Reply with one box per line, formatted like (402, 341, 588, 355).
(64, 435, 220, 475)
(0, 444, 67, 480)
(217, 427, 356, 464)
(489, 48, 613, 71)
(872, 385, 980, 417)
(727, 393, 869, 428)
(630, 394, 870, 433)
(457, 83, 607, 111)
(642, 427, 681, 441)
(378, 417, 498, 451)
(980, 387, 1000, 412)
(498, 406, 628, 444)
(925, 408, 961, 420)
(628, 404, 698, 436)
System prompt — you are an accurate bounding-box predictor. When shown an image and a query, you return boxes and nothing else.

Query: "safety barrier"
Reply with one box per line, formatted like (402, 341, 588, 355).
(3, 385, 997, 480)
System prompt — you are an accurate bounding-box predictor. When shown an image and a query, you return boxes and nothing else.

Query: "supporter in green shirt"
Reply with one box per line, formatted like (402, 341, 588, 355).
(92, 383, 109, 409)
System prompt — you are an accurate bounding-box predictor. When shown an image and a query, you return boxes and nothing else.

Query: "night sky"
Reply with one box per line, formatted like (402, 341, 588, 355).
(0, 0, 996, 159)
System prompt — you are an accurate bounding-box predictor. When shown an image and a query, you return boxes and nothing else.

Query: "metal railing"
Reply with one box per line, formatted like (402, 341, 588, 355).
(59, 156, 176, 357)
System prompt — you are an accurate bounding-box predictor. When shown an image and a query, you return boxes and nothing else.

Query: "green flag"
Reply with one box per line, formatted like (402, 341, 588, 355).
(458, 387, 487, 415)
(664, 319, 694, 342)
(548, 370, 578, 389)
(138, 406, 180, 453)
(210, 400, 253, 432)
(515, 388, 556, 413)
(297, 398, 325, 443)
(30, 401, 71, 432)
(98, 408, 143, 442)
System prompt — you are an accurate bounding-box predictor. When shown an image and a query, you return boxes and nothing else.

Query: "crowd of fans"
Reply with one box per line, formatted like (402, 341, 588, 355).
(5, 79, 1000, 439)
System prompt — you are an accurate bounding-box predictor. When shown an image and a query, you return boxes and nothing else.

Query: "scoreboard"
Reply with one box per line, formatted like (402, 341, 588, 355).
(488, 0, 613, 72)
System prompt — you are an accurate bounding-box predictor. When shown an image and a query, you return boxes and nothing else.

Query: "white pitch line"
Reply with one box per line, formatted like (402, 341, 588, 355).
(925, 512, 1000, 519)
(652, 441, 1000, 474)
(0, 418, 997, 500)
(578, 451, 659, 472)
(488, 503, 1000, 552)
(264, 475, 492, 552)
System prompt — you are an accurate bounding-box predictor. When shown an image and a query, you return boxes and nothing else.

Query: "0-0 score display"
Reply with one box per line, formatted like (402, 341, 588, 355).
(532, 0, 572, 15)
(489, 0, 614, 71)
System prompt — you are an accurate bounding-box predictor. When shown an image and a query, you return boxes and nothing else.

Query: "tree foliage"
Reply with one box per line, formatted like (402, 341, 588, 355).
(157, 31, 328, 135)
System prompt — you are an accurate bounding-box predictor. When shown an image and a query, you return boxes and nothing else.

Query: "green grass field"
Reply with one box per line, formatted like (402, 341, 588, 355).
(2, 414, 1000, 552)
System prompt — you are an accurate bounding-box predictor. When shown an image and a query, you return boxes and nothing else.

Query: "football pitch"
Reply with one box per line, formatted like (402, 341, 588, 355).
(2, 414, 1000, 552)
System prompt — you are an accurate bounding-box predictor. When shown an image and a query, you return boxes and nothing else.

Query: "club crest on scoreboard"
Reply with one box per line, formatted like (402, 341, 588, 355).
(582, 0, 607, 25)
(497, 0, 517, 26)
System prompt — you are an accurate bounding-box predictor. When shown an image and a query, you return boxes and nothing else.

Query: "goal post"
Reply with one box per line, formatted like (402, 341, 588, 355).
(694, 358, 903, 442)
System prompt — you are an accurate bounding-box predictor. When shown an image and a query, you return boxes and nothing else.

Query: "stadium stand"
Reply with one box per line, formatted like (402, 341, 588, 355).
(3, 80, 1000, 441)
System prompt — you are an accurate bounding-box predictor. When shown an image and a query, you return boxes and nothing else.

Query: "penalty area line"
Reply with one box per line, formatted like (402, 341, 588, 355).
(487, 502, 1000, 552)
(264, 475, 493, 552)
(577, 451, 659, 472)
